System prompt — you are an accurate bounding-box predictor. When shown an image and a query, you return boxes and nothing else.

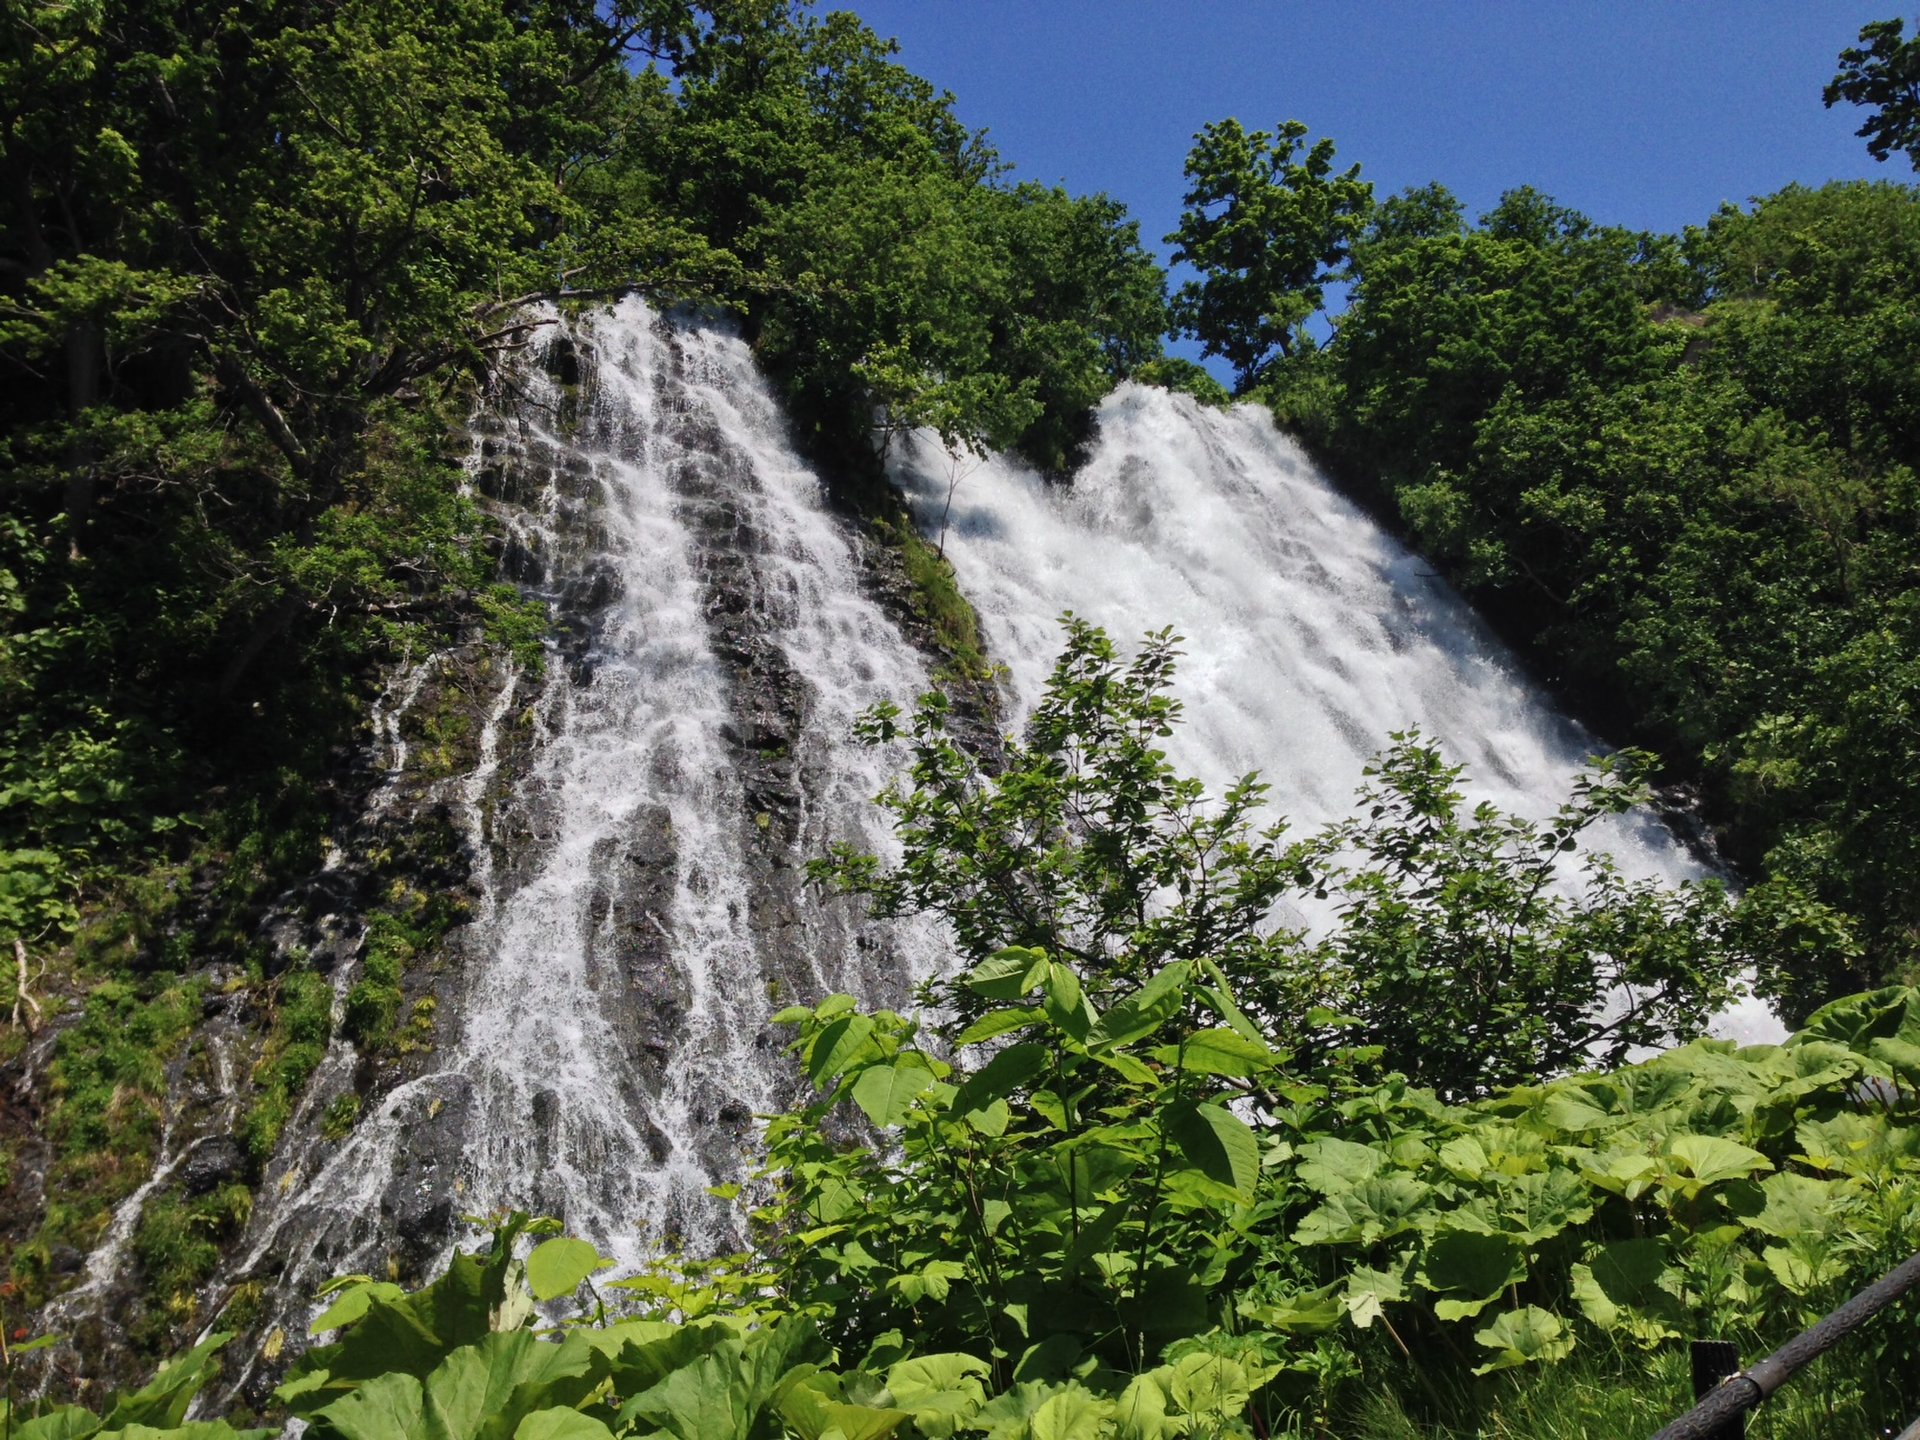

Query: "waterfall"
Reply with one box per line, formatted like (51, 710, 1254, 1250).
(197, 312, 1775, 1391)
(219, 299, 944, 1354)
(892, 385, 1782, 1044)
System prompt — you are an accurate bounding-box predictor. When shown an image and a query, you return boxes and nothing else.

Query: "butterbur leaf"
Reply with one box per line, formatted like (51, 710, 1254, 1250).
(1239, 1283, 1343, 1333)
(1668, 1134, 1772, 1188)
(1166, 1351, 1254, 1417)
(1473, 1306, 1574, 1374)
(526, 1239, 612, 1303)
(310, 1282, 407, 1336)
(1295, 1137, 1388, 1193)
(102, 1334, 233, 1430)
(1027, 1385, 1113, 1440)
(1113, 1372, 1180, 1440)
(1419, 1228, 1525, 1318)
(10, 1407, 102, 1440)
(511, 1413, 617, 1440)
(1165, 1102, 1260, 1199)
(1343, 1263, 1407, 1329)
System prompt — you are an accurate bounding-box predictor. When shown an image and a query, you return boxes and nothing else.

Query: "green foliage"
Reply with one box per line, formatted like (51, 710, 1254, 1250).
(1166, 118, 1373, 390)
(241, 968, 334, 1164)
(1271, 162, 1920, 1020)
(816, 619, 1752, 1099)
(1826, 17, 1920, 169)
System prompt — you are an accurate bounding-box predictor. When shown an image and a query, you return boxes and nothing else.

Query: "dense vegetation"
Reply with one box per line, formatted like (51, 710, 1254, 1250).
(5, 1, 1920, 1432)
(7, 624, 1916, 1437)
(1171, 19, 1920, 1025)
(0, 0, 1163, 1346)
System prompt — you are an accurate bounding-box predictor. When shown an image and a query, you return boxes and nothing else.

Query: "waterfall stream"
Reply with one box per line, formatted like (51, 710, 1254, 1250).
(892, 385, 1780, 1043)
(218, 301, 944, 1361)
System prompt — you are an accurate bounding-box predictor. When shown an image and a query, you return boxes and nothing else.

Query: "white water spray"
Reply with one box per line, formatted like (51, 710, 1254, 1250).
(893, 385, 1782, 1044)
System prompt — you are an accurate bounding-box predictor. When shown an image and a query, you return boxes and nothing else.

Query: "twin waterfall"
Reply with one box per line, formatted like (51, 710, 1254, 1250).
(210, 298, 1760, 1360)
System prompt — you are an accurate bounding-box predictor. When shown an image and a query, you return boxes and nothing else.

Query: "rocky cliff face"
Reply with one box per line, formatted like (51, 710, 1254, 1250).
(19, 298, 981, 1404)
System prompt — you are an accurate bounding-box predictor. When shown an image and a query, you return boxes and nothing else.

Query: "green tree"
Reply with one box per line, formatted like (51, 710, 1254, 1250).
(1826, 17, 1920, 167)
(1165, 118, 1372, 391)
(817, 619, 1753, 1101)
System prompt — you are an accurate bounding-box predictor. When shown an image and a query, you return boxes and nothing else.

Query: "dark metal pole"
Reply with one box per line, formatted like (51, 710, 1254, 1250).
(1650, 1251, 1920, 1440)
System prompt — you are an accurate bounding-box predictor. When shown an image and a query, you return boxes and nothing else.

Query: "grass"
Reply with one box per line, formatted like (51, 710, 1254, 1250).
(1332, 1335, 1901, 1439)
(879, 516, 990, 681)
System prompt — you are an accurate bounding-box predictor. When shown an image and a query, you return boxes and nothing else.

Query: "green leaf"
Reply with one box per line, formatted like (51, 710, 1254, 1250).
(1165, 1102, 1260, 1200)
(10, 1408, 103, 1440)
(953, 1008, 1042, 1047)
(1472, 1306, 1574, 1374)
(1087, 962, 1192, 1048)
(1042, 961, 1096, 1041)
(510, 1414, 616, 1440)
(525, 1239, 613, 1303)
(1295, 1137, 1387, 1193)
(1027, 1385, 1113, 1440)
(1668, 1134, 1773, 1188)
(1165, 1028, 1276, 1078)
(311, 1282, 408, 1336)
(1419, 1229, 1525, 1320)
(102, 1334, 233, 1430)
(806, 1014, 878, 1089)
(1113, 1372, 1180, 1440)
(966, 948, 1049, 1001)
(949, 1043, 1051, 1119)
(1166, 1351, 1254, 1418)
(851, 1054, 938, 1127)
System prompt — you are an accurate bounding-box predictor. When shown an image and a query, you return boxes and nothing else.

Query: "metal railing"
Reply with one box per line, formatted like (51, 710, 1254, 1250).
(1650, 1250, 1920, 1439)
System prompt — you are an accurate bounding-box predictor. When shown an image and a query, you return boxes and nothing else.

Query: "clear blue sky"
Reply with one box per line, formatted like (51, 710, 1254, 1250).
(835, 2, 1902, 369)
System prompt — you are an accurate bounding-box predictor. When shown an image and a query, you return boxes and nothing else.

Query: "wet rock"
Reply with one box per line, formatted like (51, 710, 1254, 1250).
(180, 1136, 248, 1197)
(47, 1244, 84, 1276)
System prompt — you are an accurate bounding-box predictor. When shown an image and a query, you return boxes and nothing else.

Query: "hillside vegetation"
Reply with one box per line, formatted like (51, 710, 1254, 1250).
(1170, 23, 1920, 1023)
(2, 2, 1919, 1433)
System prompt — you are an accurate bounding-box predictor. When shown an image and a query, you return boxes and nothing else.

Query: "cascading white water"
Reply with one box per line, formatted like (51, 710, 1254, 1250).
(893, 385, 1782, 1043)
(229, 300, 944, 1321)
(215, 315, 1777, 1376)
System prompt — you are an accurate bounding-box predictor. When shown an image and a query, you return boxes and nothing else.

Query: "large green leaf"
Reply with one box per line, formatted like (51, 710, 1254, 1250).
(12, 1408, 103, 1440)
(1419, 1228, 1525, 1321)
(1471, 1305, 1574, 1374)
(311, 1282, 409, 1337)
(1159, 1028, 1276, 1078)
(1027, 1385, 1113, 1440)
(1112, 1372, 1179, 1440)
(101, 1334, 233, 1431)
(1086, 963, 1191, 1049)
(852, 1054, 939, 1127)
(1294, 1174, 1431, 1246)
(1667, 1134, 1773, 1188)
(966, 948, 1049, 1001)
(509, 1414, 615, 1440)
(526, 1239, 613, 1303)
(954, 1008, 1043, 1047)
(1165, 1102, 1260, 1200)
(1746, 1172, 1844, 1240)
(950, 1043, 1051, 1118)
(1294, 1137, 1388, 1194)
(806, 1014, 879, 1088)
